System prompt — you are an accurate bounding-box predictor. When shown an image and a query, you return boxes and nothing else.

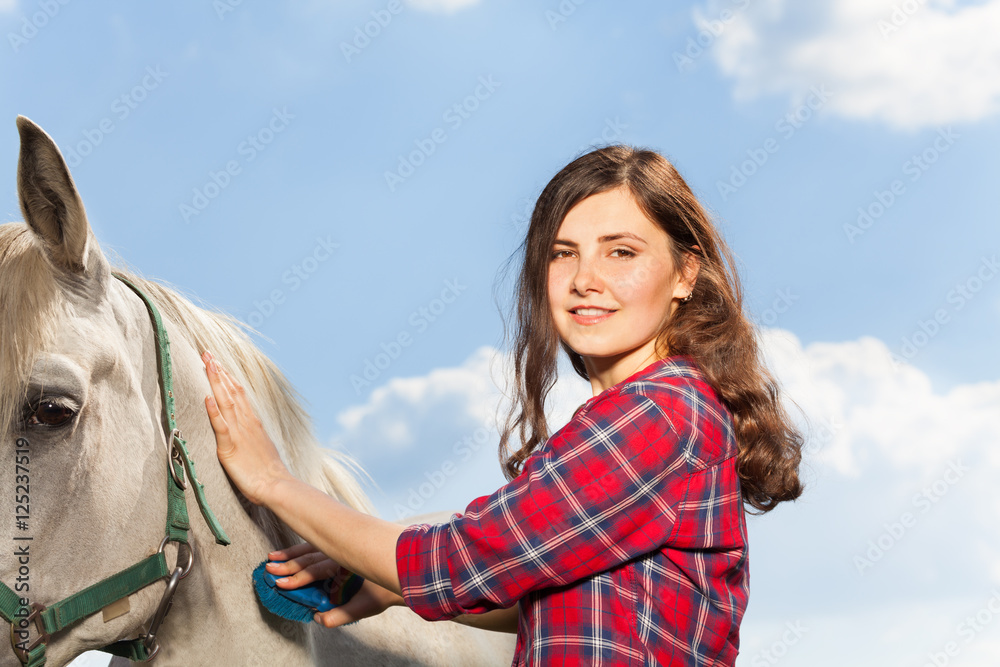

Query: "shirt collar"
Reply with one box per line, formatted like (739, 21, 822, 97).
(573, 354, 701, 417)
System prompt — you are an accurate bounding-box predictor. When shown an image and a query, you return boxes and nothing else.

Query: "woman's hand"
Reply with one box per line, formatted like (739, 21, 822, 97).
(202, 351, 293, 505)
(203, 351, 407, 598)
(268, 542, 404, 628)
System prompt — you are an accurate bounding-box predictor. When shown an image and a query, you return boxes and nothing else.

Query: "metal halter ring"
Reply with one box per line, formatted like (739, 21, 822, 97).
(157, 537, 194, 580)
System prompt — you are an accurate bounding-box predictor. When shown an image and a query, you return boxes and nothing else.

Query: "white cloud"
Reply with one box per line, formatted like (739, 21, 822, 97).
(404, 0, 481, 14)
(335, 345, 591, 457)
(762, 328, 1000, 477)
(697, 0, 1000, 129)
(329, 346, 590, 519)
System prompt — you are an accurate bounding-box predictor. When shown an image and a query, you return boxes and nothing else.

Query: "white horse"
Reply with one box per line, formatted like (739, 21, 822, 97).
(0, 117, 516, 667)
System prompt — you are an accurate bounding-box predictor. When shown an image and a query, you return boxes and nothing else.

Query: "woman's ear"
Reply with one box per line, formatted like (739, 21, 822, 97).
(681, 246, 701, 293)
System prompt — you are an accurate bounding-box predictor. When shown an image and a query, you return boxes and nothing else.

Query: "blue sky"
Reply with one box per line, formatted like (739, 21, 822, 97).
(3, 0, 999, 665)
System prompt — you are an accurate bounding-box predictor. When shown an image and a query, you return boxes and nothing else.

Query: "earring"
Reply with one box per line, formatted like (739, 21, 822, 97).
(681, 293, 693, 303)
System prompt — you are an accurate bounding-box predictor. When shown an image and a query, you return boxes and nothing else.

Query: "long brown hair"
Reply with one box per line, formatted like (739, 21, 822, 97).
(499, 145, 802, 513)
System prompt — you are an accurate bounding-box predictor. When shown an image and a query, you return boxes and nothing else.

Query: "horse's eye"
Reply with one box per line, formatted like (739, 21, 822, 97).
(27, 400, 76, 428)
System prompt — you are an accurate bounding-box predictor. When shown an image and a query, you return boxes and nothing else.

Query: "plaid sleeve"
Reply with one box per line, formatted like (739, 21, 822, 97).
(396, 386, 725, 621)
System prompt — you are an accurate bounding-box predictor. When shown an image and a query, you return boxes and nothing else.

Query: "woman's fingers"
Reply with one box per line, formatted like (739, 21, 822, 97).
(269, 542, 320, 561)
(313, 584, 373, 628)
(201, 350, 291, 505)
(313, 605, 357, 629)
(204, 353, 234, 410)
(273, 558, 343, 589)
(265, 543, 346, 589)
(204, 393, 230, 444)
(266, 549, 328, 577)
(218, 365, 245, 411)
(313, 580, 401, 629)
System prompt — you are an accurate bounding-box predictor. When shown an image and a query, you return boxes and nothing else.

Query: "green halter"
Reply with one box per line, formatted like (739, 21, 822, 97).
(1, 273, 231, 666)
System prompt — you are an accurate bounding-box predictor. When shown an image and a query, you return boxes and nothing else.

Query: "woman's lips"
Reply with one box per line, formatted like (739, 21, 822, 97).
(569, 307, 617, 325)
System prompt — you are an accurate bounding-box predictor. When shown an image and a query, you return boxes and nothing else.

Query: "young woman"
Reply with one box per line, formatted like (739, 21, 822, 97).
(203, 145, 803, 665)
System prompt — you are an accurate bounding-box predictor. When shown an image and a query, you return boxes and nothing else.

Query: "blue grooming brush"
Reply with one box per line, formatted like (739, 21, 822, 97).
(252, 560, 364, 623)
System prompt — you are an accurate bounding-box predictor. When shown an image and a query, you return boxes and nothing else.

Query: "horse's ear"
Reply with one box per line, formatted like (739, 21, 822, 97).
(16, 115, 108, 284)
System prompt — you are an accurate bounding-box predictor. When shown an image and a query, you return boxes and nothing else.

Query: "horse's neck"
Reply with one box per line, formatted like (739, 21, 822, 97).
(149, 337, 313, 665)
(151, 442, 314, 666)
(154, 531, 312, 666)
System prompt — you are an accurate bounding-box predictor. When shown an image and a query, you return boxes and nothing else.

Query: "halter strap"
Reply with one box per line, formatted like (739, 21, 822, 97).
(113, 273, 230, 547)
(2, 273, 230, 666)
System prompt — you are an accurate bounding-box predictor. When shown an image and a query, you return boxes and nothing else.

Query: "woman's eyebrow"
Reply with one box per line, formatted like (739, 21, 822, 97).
(599, 232, 647, 244)
(553, 232, 648, 247)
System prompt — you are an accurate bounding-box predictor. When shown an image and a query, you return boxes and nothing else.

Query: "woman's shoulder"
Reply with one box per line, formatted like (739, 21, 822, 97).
(592, 355, 721, 409)
(585, 355, 737, 468)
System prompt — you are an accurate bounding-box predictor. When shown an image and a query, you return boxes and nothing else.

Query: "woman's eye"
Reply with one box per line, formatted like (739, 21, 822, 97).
(551, 249, 573, 260)
(610, 247, 636, 258)
(26, 400, 76, 428)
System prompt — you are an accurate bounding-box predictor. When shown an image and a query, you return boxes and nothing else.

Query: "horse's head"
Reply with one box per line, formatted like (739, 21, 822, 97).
(0, 117, 241, 666)
(0, 116, 453, 667)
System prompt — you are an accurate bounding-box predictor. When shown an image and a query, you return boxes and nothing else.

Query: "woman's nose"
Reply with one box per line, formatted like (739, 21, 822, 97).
(571, 256, 604, 295)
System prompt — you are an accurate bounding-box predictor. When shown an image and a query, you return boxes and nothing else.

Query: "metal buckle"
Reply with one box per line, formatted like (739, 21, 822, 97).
(166, 429, 187, 490)
(9, 603, 49, 665)
(157, 537, 194, 580)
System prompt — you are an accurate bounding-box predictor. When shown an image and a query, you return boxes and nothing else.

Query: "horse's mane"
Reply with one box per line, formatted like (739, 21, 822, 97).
(0, 223, 374, 548)
(116, 270, 375, 509)
(0, 225, 59, 439)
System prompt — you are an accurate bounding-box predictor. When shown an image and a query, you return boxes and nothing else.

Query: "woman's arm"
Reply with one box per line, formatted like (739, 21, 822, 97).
(266, 476, 405, 595)
(267, 542, 519, 633)
(451, 605, 519, 634)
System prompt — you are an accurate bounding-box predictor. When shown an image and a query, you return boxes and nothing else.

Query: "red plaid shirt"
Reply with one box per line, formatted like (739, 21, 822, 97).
(396, 356, 748, 666)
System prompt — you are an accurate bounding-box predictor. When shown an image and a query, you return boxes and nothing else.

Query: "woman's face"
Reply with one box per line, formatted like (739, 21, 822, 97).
(547, 187, 692, 386)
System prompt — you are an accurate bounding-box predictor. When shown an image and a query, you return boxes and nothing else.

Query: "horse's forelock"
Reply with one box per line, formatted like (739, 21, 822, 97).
(0, 223, 62, 438)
